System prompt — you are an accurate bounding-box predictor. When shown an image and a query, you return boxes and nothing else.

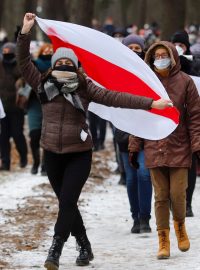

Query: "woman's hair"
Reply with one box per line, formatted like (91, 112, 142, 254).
(36, 43, 53, 57)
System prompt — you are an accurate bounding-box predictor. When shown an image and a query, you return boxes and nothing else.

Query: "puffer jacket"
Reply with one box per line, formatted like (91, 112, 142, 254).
(17, 33, 153, 154)
(129, 41, 200, 168)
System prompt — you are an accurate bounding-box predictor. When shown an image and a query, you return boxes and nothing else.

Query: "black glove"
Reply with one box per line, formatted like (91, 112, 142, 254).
(129, 152, 139, 169)
(195, 151, 200, 161)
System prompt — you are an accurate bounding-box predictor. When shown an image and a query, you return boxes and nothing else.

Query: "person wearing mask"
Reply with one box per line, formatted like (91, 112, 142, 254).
(129, 41, 200, 260)
(29, 43, 53, 175)
(114, 34, 152, 234)
(17, 13, 171, 270)
(0, 42, 28, 170)
(171, 30, 200, 217)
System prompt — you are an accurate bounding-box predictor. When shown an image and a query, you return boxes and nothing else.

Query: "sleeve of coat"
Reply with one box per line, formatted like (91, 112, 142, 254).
(128, 135, 144, 152)
(16, 33, 41, 90)
(186, 77, 200, 152)
(86, 79, 153, 110)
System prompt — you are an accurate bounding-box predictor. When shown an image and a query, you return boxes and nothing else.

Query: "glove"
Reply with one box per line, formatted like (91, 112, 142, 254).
(195, 151, 200, 161)
(128, 152, 139, 169)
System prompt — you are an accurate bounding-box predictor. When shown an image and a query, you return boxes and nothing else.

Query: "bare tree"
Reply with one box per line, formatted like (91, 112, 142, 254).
(71, 0, 95, 26)
(0, 0, 5, 28)
(186, 0, 200, 25)
(160, 0, 186, 40)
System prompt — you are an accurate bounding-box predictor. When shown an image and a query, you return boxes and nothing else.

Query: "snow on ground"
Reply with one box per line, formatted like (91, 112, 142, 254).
(0, 136, 200, 270)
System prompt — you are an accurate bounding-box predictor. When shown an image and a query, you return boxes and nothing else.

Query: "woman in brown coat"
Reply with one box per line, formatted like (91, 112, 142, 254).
(129, 41, 200, 260)
(17, 13, 171, 270)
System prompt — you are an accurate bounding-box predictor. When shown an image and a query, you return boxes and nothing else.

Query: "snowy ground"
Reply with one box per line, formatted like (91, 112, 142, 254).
(0, 136, 200, 270)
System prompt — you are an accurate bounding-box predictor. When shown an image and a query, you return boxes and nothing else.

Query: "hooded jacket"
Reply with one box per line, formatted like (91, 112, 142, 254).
(129, 41, 200, 168)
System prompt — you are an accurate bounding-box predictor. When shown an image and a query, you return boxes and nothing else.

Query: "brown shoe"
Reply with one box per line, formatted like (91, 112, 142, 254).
(174, 221, 190, 252)
(157, 229, 170, 259)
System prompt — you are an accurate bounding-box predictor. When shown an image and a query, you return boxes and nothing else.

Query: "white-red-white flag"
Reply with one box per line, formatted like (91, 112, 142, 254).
(36, 17, 179, 140)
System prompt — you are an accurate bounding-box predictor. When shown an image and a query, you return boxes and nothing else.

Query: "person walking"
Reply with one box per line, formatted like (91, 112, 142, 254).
(129, 41, 200, 259)
(29, 43, 53, 175)
(17, 13, 172, 270)
(115, 34, 152, 234)
(0, 42, 28, 170)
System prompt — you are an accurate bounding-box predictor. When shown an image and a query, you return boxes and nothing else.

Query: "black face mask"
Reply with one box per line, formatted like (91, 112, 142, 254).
(54, 65, 77, 72)
(134, 51, 145, 60)
(3, 53, 15, 61)
(39, 54, 52, 61)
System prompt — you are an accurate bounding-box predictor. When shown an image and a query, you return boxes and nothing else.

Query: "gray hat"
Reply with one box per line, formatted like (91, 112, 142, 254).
(122, 34, 145, 50)
(2, 42, 16, 54)
(51, 47, 78, 68)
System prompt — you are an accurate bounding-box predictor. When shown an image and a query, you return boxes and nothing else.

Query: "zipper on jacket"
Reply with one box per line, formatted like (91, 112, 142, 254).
(58, 100, 66, 152)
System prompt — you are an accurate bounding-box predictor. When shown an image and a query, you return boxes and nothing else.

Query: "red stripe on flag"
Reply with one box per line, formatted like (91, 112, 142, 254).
(48, 32, 179, 124)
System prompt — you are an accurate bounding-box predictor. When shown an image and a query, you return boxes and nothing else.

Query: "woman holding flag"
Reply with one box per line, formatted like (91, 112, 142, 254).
(17, 13, 172, 270)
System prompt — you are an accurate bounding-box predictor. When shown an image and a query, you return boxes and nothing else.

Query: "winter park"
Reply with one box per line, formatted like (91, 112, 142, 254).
(1, 0, 200, 269)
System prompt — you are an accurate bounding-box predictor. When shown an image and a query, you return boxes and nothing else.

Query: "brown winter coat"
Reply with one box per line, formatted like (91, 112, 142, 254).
(129, 41, 200, 168)
(17, 33, 153, 154)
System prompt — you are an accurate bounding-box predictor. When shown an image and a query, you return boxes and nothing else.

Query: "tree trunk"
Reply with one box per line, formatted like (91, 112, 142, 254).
(72, 0, 95, 27)
(160, 0, 186, 40)
(186, 0, 200, 25)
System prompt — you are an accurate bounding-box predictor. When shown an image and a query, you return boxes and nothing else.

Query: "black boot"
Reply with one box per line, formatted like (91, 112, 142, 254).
(186, 205, 194, 217)
(131, 219, 140, 233)
(140, 218, 152, 233)
(76, 233, 94, 266)
(44, 236, 65, 270)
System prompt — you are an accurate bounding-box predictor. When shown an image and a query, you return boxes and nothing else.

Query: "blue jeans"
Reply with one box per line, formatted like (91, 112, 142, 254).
(121, 151, 152, 220)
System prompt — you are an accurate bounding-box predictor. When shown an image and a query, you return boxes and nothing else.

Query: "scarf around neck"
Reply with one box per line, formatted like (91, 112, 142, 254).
(43, 70, 85, 114)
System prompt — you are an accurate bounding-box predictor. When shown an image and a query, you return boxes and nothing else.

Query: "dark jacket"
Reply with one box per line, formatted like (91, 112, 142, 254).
(0, 58, 21, 112)
(17, 33, 153, 154)
(129, 41, 200, 168)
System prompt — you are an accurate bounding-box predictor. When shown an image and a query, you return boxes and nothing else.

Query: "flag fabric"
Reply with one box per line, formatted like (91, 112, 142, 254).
(36, 17, 179, 140)
(191, 76, 200, 95)
(0, 98, 5, 119)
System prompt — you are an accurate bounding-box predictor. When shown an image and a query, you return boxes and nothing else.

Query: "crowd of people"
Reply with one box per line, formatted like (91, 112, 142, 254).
(0, 12, 200, 270)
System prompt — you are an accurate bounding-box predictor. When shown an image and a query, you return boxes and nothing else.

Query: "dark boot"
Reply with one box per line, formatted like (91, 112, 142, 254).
(76, 233, 94, 266)
(118, 172, 126, 185)
(131, 219, 140, 233)
(186, 205, 194, 217)
(31, 165, 38, 175)
(44, 236, 65, 270)
(140, 218, 152, 233)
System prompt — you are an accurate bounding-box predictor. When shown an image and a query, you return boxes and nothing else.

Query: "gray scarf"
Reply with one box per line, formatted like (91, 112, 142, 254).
(43, 70, 85, 114)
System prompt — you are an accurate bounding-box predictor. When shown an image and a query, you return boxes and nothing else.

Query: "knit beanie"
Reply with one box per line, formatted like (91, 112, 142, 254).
(122, 34, 145, 50)
(171, 30, 190, 51)
(2, 42, 16, 54)
(51, 47, 78, 68)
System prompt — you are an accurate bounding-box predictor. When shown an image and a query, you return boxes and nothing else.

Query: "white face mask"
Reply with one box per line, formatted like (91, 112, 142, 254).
(114, 37, 123, 43)
(154, 58, 171, 70)
(175, 45, 184, 56)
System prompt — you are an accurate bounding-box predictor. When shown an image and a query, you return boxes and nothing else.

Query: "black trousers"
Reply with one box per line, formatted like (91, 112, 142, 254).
(186, 154, 196, 206)
(44, 149, 92, 241)
(88, 112, 107, 148)
(29, 129, 45, 170)
(0, 111, 27, 168)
